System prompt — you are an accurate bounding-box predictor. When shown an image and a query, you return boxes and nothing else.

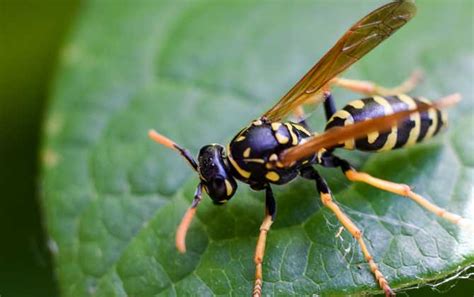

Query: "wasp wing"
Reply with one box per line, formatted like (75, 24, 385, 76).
(279, 94, 461, 166)
(263, 0, 416, 122)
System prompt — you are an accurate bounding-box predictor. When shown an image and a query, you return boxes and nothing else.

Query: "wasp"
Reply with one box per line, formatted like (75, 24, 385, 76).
(148, 1, 472, 296)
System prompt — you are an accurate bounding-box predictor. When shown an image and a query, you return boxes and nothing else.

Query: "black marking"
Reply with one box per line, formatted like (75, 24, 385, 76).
(434, 109, 444, 136)
(391, 95, 416, 149)
(416, 99, 434, 142)
(394, 119, 416, 148)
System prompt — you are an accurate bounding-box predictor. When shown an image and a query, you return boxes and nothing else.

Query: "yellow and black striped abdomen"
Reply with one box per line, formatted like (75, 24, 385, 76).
(325, 95, 447, 152)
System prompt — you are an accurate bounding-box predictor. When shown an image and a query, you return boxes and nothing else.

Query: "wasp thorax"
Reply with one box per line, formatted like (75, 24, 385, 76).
(198, 144, 237, 204)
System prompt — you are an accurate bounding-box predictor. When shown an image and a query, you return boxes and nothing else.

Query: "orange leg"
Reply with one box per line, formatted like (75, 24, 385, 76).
(320, 192, 394, 296)
(300, 167, 394, 296)
(345, 169, 474, 231)
(293, 91, 332, 125)
(330, 69, 423, 96)
(253, 214, 273, 297)
(293, 105, 306, 121)
(253, 186, 276, 297)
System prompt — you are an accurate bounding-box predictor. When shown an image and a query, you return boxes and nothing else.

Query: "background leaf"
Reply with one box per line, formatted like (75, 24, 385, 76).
(41, 0, 474, 296)
(0, 1, 79, 296)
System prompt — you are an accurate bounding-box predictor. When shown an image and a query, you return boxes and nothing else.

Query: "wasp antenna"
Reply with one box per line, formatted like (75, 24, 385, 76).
(148, 129, 199, 172)
(176, 184, 203, 253)
(148, 129, 176, 149)
(176, 207, 197, 253)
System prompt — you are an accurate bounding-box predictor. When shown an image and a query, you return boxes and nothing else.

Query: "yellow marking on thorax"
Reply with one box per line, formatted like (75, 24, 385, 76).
(275, 132, 289, 144)
(227, 145, 251, 178)
(373, 96, 398, 151)
(243, 147, 251, 158)
(267, 154, 284, 168)
(271, 122, 282, 131)
(348, 99, 365, 109)
(418, 97, 438, 140)
(284, 123, 299, 145)
(265, 171, 280, 182)
(243, 158, 265, 164)
(398, 94, 420, 147)
(292, 123, 312, 136)
(235, 135, 246, 142)
(224, 179, 233, 196)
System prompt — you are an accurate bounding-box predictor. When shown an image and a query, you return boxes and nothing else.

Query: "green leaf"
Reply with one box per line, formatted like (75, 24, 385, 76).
(41, 0, 474, 296)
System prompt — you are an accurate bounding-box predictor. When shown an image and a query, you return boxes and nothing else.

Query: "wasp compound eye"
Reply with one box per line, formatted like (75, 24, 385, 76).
(205, 176, 237, 204)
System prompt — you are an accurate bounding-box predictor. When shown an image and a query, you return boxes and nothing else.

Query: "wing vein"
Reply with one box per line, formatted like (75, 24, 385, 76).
(262, 0, 416, 121)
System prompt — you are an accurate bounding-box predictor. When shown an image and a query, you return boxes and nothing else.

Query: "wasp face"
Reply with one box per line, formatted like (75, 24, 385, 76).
(198, 144, 237, 204)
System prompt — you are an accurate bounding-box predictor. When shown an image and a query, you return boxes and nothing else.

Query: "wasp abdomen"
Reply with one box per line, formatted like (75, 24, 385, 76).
(325, 95, 447, 152)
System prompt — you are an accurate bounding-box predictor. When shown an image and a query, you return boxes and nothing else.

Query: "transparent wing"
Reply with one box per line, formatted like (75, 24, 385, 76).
(263, 0, 416, 121)
(279, 94, 461, 166)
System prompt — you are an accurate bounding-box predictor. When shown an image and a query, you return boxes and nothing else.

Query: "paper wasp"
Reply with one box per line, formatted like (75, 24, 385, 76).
(148, 1, 473, 296)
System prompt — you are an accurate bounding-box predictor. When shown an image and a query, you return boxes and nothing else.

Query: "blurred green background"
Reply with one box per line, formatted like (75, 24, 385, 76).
(0, 1, 472, 297)
(0, 0, 79, 296)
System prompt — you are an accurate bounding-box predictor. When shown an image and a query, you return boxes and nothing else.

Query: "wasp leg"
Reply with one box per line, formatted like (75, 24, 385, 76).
(253, 185, 276, 297)
(330, 69, 423, 96)
(330, 157, 474, 230)
(294, 92, 336, 127)
(294, 105, 306, 123)
(300, 166, 395, 297)
(323, 91, 336, 120)
(293, 91, 325, 122)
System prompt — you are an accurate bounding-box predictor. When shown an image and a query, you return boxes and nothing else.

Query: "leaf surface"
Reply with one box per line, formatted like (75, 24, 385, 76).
(41, 1, 474, 296)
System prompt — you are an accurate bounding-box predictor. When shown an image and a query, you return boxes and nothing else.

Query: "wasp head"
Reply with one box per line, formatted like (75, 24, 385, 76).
(198, 144, 237, 204)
